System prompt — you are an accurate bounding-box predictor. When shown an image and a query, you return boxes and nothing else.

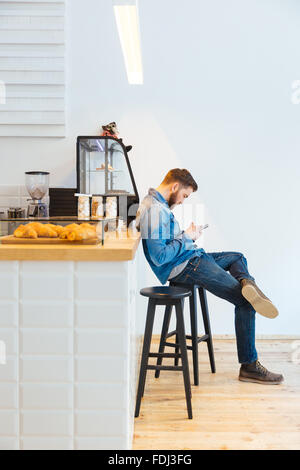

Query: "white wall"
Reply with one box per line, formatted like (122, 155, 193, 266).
(0, 0, 299, 336)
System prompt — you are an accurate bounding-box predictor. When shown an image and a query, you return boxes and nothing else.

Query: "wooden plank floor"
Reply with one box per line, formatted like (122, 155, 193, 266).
(133, 338, 300, 450)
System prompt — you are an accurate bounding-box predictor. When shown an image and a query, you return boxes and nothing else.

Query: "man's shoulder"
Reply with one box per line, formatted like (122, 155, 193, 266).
(138, 193, 164, 215)
(140, 193, 157, 208)
(136, 193, 169, 230)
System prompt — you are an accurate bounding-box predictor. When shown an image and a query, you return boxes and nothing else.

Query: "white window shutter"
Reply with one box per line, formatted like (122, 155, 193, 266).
(0, 0, 65, 137)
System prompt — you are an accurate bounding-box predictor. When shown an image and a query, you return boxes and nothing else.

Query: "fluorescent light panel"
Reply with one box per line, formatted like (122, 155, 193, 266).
(114, 3, 143, 84)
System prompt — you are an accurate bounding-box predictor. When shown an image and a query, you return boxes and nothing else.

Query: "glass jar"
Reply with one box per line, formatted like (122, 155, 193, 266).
(106, 197, 117, 218)
(75, 193, 91, 219)
(91, 196, 104, 219)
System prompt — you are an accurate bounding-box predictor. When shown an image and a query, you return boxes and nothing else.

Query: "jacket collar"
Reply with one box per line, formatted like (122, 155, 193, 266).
(148, 188, 169, 207)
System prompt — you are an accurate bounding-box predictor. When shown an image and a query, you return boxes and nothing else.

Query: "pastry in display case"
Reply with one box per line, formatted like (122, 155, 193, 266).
(76, 136, 139, 226)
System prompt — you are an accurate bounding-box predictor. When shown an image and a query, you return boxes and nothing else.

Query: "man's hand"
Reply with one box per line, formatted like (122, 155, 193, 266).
(184, 222, 203, 241)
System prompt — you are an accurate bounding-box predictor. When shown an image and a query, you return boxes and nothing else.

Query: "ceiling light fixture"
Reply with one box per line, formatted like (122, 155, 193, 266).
(113, 0, 143, 85)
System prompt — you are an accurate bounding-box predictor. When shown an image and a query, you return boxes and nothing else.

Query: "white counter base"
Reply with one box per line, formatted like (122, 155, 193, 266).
(0, 257, 141, 450)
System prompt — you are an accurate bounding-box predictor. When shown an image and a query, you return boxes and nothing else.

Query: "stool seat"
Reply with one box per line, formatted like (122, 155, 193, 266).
(140, 286, 192, 300)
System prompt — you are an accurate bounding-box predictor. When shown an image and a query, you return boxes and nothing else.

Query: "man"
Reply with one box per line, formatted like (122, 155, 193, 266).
(136, 168, 283, 385)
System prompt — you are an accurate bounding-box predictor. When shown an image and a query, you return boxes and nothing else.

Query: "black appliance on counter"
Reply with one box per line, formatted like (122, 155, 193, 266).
(49, 188, 77, 217)
(76, 136, 139, 226)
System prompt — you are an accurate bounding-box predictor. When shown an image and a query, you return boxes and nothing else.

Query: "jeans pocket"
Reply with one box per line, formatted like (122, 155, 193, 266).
(188, 256, 202, 271)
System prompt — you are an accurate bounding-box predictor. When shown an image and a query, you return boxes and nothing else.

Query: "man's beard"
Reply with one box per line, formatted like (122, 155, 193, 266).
(168, 191, 179, 209)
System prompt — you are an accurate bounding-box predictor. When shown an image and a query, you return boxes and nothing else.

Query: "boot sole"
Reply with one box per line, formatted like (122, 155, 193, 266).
(241, 284, 279, 319)
(239, 376, 283, 385)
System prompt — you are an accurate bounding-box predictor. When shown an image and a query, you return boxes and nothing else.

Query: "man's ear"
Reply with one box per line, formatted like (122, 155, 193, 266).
(171, 182, 179, 192)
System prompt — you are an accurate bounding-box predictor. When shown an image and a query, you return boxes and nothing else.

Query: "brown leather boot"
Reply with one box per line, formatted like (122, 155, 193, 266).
(240, 279, 279, 319)
(239, 360, 284, 385)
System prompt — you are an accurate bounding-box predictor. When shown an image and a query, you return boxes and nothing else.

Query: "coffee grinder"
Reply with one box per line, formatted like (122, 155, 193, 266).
(25, 171, 50, 218)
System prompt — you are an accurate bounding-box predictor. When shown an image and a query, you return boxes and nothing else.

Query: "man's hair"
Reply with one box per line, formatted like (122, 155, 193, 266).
(162, 168, 198, 192)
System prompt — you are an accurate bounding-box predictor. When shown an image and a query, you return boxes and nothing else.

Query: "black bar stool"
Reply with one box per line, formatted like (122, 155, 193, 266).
(135, 286, 193, 420)
(155, 282, 216, 386)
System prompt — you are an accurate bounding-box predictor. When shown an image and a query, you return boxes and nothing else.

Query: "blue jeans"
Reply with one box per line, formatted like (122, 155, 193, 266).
(171, 251, 258, 364)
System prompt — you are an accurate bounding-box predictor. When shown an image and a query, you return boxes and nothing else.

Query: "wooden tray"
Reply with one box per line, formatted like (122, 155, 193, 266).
(0, 235, 101, 245)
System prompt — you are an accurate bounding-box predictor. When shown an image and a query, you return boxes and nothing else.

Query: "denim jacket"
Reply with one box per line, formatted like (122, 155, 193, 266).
(136, 188, 205, 285)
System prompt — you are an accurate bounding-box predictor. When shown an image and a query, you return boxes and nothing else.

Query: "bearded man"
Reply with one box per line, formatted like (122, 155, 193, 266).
(136, 168, 283, 385)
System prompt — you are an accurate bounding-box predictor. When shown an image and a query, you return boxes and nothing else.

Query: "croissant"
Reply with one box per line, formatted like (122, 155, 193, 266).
(14, 225, 26, 238)
(59, 224, 81, 239)
(26, 222, 42, 231)
(14, 225, 38, 239)
(36, 224, 57, 238)
(25, 226, 38, 239)
(47, 224, 64, 236)
(24, 222, 57, 238)
(67, 227, 96, 241)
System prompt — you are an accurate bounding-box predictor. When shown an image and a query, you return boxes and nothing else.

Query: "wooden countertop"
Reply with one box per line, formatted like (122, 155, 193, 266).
(0, 232, 141, 262)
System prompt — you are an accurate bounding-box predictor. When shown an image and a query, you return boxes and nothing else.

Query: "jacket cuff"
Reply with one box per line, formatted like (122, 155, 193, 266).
(177, 230, 194, 248)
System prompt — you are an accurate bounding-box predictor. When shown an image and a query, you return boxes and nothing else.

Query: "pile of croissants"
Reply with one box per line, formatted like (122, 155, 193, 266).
(14, 222, 98, 241)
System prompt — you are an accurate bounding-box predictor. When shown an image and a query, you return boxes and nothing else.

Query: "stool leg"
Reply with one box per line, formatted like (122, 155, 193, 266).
(155, 304, 172, 378)
(170, 281, 180, 367)
(174, 323, 179, 366)
(175, 299, 193, 419)
(198, 288, 216, 373)
(190, 286, 199, 385)
(135, 298, 156, 418)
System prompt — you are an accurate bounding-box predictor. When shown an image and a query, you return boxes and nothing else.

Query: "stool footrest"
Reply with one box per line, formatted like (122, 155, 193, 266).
(164, 341, 180, 348)
(164, 342, 192, 351)
(163, 342, 206, 352)
(149, 352, 181, 358)
(185, 334, 209, 343)
(197, 334, 209, 343)
(147, 365, 183, 371)
(164, 334, 209, 345)
(165, 330, 177, 339)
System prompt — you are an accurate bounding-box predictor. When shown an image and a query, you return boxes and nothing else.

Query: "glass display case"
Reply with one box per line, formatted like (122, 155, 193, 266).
(76, 136, 139, 226)
(0, 217, 118, 246)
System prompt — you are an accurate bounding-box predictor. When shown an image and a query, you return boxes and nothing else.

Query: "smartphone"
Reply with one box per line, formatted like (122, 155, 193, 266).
(200, 224, 209, 230)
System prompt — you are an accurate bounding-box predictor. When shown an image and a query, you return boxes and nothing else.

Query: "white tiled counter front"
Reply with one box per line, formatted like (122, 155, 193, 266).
(0, 250, 141, 450)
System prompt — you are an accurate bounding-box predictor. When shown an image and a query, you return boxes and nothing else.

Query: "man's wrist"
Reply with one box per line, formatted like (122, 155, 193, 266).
(183, 231, 195, 242)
